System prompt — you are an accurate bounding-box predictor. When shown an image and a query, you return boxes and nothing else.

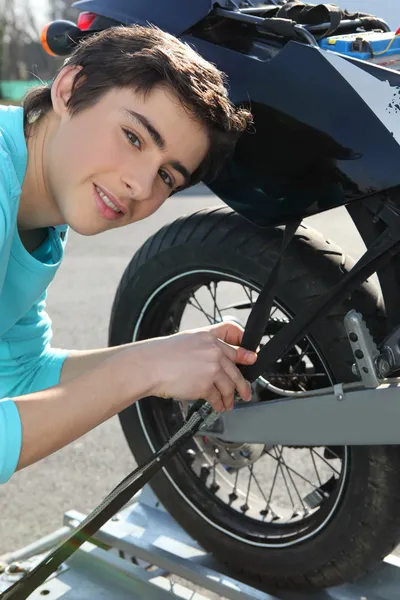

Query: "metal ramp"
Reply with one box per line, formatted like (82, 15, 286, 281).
(1, 485, 400, 599)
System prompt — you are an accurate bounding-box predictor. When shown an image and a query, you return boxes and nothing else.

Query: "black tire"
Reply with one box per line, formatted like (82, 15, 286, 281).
(109, 206, 400, 591)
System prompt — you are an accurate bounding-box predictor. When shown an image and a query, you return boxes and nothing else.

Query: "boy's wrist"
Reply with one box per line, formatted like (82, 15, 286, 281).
(107, 341, 161, 406)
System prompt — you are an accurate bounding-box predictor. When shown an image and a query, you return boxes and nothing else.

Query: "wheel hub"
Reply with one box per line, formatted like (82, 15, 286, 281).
(201, 436, 266, 469)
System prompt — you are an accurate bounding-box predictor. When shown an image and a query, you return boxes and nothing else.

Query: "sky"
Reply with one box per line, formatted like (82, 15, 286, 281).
(30, 0, 79, 30)
(31, 0, 50, 29)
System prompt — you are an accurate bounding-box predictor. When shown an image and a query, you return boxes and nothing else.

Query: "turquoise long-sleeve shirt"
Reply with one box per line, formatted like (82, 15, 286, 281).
(0, 105, 70, 484)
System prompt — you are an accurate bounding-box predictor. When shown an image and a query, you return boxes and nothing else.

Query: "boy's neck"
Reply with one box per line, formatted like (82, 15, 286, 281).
(18, 113, 60, 232)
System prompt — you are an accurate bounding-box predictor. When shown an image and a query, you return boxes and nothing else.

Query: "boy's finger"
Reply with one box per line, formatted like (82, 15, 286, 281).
(235, 347, 258, 365)
(210, 321, 244, 346)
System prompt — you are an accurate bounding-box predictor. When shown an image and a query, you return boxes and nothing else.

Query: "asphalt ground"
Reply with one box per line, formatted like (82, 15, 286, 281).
(0, 186, 391, 570)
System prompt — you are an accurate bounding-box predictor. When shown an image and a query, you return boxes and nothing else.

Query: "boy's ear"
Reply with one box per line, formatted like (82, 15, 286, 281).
(51, 65, 83, 118)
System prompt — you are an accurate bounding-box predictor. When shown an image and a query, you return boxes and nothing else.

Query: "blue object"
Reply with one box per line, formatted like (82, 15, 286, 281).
(0, 106, 70, 484)
(72, 0, 215, 36)
(319, 31, 400, 61)
(0, 399, 22, 484)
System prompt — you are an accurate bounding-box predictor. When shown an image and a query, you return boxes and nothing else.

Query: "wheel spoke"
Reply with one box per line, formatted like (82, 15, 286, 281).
(242, 285, 256, 308)
(241, 465, 253, 513)
(275, 446, 308, 515)
(310, 448, 341, 476)
(233, 469, 239, 493)
(280, 446, 295, 512)
(290, 343, 312, 373)
(147, 273, 347, 544)
(266, 447, 282, 510)
(265, 448, 329, 492)
(207, 282, 223, 323)
(188, 292, 215, 324)
(310, 449, 323, 488)
(274, 446, 296, 514)
(212, 458, 218, 483)
(248, 466, 270, 505)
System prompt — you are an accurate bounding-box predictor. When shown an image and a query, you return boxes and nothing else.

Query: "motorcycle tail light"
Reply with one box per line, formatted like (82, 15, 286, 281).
(77, 12, 97, 31)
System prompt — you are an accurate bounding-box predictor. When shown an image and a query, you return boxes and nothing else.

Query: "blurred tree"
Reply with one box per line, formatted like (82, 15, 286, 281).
(1, 0, 78, 83)
(0, 16, 4, 97)
(49, 0, 78, 22)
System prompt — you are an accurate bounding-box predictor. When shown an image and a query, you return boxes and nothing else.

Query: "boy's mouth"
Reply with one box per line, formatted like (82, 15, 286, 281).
(93, 184, 126, 221)
(94, 184, 127, 215)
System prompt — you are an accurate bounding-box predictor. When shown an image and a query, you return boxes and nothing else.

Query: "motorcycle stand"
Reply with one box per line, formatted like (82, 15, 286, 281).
(1, 484, 400, 600)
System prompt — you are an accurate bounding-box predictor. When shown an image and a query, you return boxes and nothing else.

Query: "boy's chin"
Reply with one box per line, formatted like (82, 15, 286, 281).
(62, 203, 122, 235)
(71, 224, 111, 236)
(66, 215, 111, 236)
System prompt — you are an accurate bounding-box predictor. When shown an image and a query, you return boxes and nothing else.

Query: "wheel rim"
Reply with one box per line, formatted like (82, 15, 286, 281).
(132, 269, 349, 548)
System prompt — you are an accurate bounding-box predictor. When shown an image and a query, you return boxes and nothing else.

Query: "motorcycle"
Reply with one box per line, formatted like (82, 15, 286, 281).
(42, 1, 400, 591)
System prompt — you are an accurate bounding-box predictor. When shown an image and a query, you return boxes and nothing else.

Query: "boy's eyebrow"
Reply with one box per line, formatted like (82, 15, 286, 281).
(122, 107, 165, 150)
(122, 107, 192, 187)
(169, 160, 191, 187)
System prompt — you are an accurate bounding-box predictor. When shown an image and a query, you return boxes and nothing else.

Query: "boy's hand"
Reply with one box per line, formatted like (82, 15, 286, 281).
(196, 321, 256, 366)
(127, 321, 257, 413)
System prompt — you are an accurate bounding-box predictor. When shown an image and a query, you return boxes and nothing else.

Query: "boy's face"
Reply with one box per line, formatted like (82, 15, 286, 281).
(45, 67, 209, 235)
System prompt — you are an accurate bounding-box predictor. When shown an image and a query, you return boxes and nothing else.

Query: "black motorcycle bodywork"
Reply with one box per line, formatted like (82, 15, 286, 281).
(73, 0, 216, 35)
(71, 0, 400, 228)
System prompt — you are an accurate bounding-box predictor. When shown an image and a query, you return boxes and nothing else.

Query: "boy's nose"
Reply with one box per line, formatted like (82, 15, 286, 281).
(122, 169, 153, 202)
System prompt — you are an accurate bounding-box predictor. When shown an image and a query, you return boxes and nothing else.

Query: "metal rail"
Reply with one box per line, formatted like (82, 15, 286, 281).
(3, 486, 400, 600)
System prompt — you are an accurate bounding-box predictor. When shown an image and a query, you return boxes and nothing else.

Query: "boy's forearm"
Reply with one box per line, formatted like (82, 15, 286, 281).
(14, 349, 151, 471)
(59, 342, 137, 384)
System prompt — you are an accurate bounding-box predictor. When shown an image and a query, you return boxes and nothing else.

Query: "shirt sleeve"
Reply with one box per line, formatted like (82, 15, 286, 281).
(0, 399, 22, 484)
(0, 151, 13, 293)
(0, 151, 24, 484)
(1, 290, 70, 398)
(0, 296, 70, 485)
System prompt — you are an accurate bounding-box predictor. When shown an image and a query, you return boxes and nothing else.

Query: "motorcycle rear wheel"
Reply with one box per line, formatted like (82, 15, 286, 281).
(109, 206, 400, 590)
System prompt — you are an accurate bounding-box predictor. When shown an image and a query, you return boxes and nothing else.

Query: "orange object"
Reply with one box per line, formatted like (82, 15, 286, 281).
(40, 23, 57, 57)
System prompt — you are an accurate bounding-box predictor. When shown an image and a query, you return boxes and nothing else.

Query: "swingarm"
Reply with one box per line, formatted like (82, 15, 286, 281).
(200, 310, 400, 446)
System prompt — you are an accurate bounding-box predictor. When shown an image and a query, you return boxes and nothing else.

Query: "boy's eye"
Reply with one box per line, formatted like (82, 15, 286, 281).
(159, 169, 174, 188)
(123, 128, 141, 149)
(123, 128, 175, 190)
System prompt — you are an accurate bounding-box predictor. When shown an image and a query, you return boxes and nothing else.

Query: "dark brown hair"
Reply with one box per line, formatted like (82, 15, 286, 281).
(23, 24, 252, 187)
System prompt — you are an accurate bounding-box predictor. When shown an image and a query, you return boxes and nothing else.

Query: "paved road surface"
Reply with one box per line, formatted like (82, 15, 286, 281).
(0, 187, 386, 559)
